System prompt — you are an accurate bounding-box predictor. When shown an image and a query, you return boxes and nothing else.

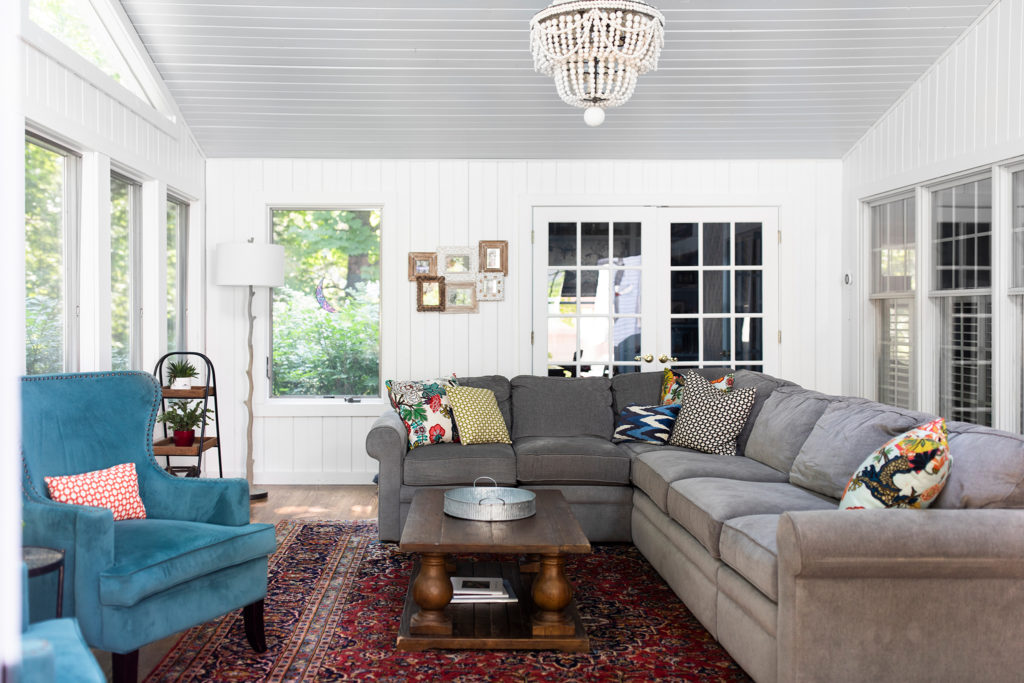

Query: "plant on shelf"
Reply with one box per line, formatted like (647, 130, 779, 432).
(157, 400, 214, 447)
(166, 358, 200, 390)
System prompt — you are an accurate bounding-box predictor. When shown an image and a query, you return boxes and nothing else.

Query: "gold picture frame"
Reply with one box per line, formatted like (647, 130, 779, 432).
(479, 240, 508, 275)
(415, 275, 445, 312)
(408, 252, 437, 281)
(442, 280, 479, 313)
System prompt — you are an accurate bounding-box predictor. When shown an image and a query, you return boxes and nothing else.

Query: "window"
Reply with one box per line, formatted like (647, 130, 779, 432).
(29, 0, 151, 105)
(870, 196, 916, 408)
(110, 173, 140, 370)
(166, 197, 188, 351)
(25, 135, 78, 374)
(932, 177, 992, 426)
(270, 208, 381, 398)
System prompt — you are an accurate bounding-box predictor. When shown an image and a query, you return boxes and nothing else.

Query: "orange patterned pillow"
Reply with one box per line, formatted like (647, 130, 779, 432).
(45, 462, 147, 520)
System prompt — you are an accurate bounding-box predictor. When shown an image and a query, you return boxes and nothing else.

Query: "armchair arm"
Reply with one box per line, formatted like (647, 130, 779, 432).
(365, 411, 407, 541)
(777, 509, 1024, 682)
(138, 466, 250, 526)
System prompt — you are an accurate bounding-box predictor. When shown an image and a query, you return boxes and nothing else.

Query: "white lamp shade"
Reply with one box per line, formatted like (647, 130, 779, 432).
(215, 242, 285, 287)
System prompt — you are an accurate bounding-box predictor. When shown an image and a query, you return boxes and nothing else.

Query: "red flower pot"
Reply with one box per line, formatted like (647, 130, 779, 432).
(173, 430, 196, 447)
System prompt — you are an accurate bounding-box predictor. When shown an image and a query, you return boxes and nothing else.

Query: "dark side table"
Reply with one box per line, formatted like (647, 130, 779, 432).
(23, 546, 65, 618)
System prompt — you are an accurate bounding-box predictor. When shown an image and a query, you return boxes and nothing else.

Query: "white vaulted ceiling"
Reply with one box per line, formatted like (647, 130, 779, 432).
(120, 0, 993, 159)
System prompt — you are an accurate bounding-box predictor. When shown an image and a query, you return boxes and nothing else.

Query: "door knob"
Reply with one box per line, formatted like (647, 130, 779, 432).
(658, 354, 678, 363)
(633, 354, 654, 363)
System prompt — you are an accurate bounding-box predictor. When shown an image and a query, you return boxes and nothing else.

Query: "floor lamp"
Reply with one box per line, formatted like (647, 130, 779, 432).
(215, 239, 285, 501)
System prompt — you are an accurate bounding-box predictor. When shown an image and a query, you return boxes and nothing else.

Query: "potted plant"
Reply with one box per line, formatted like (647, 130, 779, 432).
(166, 359, 199, 390)
(157, 400, 214, 447)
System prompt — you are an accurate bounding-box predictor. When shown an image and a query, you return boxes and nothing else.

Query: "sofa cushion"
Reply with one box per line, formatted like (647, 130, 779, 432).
(732, 370, 797, 456)
(611, 371, 662, 415)
(446, 385, 511, 445)
(613, 404, 680, 444)
(934, 421, 1024, 509)
(667, 479, 834, 558)
(632, 451, 789, 513)
(511, 375, 613, 439)
(456, 375, 512, 432)
(720, 514, 781, 601)
(514, 436, 630, 485)
(789, 400, 937, 499)
(403, 443, 516, 486)
(668, 372, 756, 456)
(100, 519, 276, 607)
(744, 386, 835, 474)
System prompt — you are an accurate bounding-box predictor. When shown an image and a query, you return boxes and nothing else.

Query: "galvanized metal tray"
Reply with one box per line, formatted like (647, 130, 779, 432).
(443, 477, 537, 521)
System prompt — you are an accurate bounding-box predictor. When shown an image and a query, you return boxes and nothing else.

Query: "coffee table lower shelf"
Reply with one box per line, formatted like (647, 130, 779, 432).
(396, 559, 589, 653)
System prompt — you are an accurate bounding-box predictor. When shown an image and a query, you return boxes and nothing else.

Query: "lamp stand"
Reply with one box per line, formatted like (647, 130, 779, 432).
(245, 284, 268, 501)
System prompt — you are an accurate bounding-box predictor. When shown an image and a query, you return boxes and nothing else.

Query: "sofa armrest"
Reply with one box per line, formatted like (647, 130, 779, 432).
(139, 466, 250, 526)
(366, 410, 407, 541)
(777, 509, 1024, 682)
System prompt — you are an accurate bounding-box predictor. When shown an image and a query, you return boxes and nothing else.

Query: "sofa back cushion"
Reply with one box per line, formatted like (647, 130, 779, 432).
(511, 375, 613, 439)
(732, 370, 797, 456)
(456, 375, 512, 432)
(933, 421, 1024, 509)
(745, 386, 835, 473)
(610, 371, 662, 414)
(789, 399, 937, 499)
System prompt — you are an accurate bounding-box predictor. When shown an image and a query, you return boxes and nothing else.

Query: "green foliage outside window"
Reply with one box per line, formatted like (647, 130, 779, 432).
(110, 176, 132, 370)
(271, 209, 381, 397)
(25, 139, 65, 375)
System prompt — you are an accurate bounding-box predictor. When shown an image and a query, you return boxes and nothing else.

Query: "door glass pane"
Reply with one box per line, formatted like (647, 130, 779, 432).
(612, 365, 639, 375)
(671, 271, 698, 314)
(25, 139, 66, 374)
(613, 317, 641, 361)
(613, 222, 642, 262)
(579, 271, 604, 313)
(671, 223, 698, 266)
(548, 269, 577, 314)
(579, 317, 609, 363)
(703, 271, 730, 314)
(735, 223, 762, 266)
(614, 268, 641, 318)
(547, 317, 577, 364)
(735, 271, 763, 313)
(581, 222, 609, 265)
(671, 319, 698, 361)
(703, 318, 730, 362)
(735, 317, 763, 362)
(548, 222, 576, 266)
(110, 175, 133, 371)
(703, 223, 730, 266)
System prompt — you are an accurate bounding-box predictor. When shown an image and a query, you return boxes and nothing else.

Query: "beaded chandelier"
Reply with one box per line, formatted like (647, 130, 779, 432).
(530, 0, 665, 126)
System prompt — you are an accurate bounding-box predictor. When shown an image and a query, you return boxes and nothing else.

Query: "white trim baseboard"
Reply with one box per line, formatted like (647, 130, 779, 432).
(254, 471, 378, 486)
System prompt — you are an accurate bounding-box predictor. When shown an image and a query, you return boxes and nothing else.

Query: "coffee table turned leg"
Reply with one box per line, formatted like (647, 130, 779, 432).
(531, 554, 575, 636)
(409, 552, 453, 635)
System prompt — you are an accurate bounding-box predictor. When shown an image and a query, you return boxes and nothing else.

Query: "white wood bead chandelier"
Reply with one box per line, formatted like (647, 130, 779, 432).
(530, 0, 665, 127)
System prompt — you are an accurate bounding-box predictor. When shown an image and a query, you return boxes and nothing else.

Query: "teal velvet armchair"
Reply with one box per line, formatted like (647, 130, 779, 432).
(21, 372, 276, 683)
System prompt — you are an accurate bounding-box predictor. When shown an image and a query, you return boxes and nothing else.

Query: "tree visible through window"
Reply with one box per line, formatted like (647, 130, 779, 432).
(271, 208, 381, 397)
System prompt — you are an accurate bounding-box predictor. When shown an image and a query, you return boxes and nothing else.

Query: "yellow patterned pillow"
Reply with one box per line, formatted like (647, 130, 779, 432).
(446, 385, 512, 445)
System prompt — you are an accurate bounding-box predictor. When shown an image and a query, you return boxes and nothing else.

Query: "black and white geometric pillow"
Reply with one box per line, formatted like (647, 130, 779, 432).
(668, 371, 756, 456)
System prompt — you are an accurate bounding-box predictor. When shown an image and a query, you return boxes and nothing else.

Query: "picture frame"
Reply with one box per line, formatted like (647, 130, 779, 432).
(478, 240, 508, 275)
(476, 273, 505, 301)
(437, 245, 477, 281)
(442, 280, 479, 313)
(408, 252, 437, 281)
(415, 275, 446, 312)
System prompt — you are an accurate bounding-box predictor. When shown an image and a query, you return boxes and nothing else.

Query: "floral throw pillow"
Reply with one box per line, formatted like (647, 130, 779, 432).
(660, 368, 733, 405)
(385, 376, 459, 449)
(839, 418, 952, 510)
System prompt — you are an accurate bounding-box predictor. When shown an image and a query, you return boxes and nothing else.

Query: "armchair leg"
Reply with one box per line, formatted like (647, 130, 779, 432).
(112, 650, 139, 683)
(243, 599, 268, 653)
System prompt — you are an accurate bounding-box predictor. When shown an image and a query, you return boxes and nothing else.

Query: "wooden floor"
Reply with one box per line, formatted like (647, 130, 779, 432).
(95, 484, 378, 682)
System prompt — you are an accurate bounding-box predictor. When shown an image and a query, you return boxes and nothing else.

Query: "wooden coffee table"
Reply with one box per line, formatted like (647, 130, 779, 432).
(397, 488, 591, 652)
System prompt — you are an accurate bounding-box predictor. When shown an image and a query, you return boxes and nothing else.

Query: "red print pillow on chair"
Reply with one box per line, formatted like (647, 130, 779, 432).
(45, 462, 147, 520)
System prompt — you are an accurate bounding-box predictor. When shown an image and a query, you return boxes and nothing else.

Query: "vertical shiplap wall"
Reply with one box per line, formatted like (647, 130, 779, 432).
(206, 158, 842, 484)
(841, 0, 1024, 395)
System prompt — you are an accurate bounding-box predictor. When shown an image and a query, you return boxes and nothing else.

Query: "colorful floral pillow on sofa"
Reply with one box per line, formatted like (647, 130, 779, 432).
(839, 418, 952, 510)
(659, 368, 733, 405)
(386, 376, 459, 449)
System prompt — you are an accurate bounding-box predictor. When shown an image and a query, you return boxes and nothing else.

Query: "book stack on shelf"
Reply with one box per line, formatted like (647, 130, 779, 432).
(450, 576, 517, 604)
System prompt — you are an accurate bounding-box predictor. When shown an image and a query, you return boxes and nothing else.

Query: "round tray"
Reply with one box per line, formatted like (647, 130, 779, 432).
(443, 477, 537, 521)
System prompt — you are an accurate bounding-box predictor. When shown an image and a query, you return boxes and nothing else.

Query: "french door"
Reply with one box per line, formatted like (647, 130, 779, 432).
(533, 206, 778, 377)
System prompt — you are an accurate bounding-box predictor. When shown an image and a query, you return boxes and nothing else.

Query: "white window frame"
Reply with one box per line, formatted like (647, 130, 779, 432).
(166, 193, 189, 352)
(109, 169, 142, 370)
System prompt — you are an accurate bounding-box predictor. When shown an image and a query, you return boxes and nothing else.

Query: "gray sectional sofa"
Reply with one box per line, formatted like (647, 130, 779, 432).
(366, 369, 1024, 682)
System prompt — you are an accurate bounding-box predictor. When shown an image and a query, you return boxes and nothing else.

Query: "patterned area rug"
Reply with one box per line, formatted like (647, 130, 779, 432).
(145, 520, 750, 682)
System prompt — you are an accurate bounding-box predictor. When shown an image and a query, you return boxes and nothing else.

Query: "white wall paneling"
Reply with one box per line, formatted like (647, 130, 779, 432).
(206, 158, 842, 485)
(841, 0, 1024, 399)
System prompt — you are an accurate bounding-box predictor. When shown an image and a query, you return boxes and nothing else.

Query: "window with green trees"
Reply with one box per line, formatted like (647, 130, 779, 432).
(167, 197, 188, 351)
(271, 208, 381, 398)
(110, 173, 140, 370)
(25, 136, 77, 375)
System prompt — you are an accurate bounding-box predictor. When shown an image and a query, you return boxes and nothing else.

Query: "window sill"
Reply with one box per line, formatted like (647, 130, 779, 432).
(254, 399, 390, 418)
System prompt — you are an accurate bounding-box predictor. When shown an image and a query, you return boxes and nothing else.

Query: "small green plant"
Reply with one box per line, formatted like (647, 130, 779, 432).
(157, 400, 213, 432)
(166, 358, 199, 385)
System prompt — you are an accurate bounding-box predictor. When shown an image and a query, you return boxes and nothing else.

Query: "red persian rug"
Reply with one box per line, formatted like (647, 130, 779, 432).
(145, 520, 749, 682)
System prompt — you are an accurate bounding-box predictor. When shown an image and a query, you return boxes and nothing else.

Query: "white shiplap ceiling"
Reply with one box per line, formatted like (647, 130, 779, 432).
(120, 0, 993, 159)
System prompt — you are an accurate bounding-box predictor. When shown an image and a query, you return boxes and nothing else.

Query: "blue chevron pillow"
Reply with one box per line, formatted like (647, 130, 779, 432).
(612, 404, 681, 444)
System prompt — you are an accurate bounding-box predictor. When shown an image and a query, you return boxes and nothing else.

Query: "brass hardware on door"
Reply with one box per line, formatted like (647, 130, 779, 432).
(658, 354, 678, 363)
(633, 354, 654, 363)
